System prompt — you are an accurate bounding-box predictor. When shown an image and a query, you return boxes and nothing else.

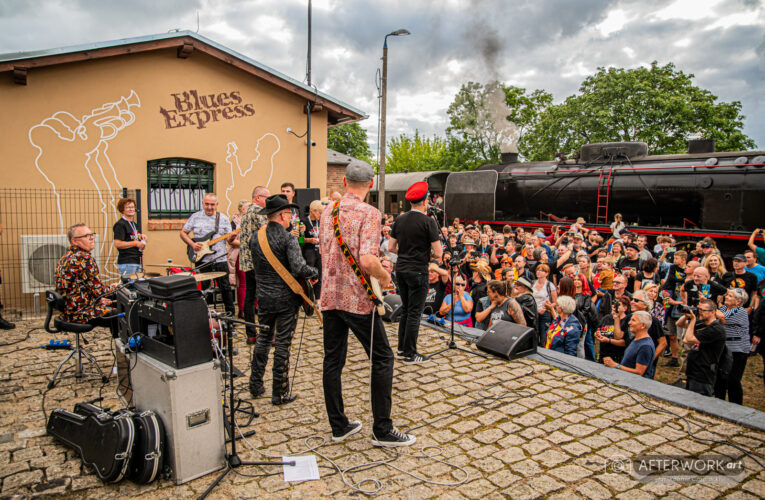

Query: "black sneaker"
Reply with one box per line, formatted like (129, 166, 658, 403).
(0, 316, 15, 330)
(666, 358, 680, 367)
(371, 427, 416, 447)
(249, 385, 265, 398)
(663, 349, 672, 357)
(332, 420, 362, 442)
(396, 350, 404, 357)
(403, 353, 426, 364)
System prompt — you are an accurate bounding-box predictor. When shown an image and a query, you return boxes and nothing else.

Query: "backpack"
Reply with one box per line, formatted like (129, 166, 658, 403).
(715, 344, 733, 379)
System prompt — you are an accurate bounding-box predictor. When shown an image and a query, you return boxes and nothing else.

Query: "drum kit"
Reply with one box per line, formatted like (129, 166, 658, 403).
(140, 264, 226, 283)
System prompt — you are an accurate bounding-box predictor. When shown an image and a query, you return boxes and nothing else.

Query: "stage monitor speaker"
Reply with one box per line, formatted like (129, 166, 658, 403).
(477, 320, 537, 360)
(382, 294, 402, 322)
(294, 188, 321, 218)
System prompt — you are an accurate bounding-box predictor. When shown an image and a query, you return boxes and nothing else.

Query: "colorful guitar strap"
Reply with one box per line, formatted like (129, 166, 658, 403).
(331, 201, 382, 307)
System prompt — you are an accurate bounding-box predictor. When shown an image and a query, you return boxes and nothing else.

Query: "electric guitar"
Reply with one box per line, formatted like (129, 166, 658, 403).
(187, 229, 239, 263)
(369, 276, 387, 316)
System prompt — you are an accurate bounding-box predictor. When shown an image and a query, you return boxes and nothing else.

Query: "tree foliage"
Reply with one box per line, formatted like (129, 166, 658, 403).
(446, 81, 501, 164)
(520, 62, 756, 160)
(327, 122, 373, 162)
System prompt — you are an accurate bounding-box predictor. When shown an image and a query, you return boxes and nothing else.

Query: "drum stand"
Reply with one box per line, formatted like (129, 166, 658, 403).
(199, 314, 292, 500)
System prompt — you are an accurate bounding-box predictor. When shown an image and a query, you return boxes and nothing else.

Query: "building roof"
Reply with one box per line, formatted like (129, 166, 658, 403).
(327, 149, 372, 175)
(0, 31, 366, 125)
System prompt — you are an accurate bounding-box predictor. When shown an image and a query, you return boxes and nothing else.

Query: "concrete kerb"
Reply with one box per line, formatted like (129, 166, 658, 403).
(530, 347, 765, 432)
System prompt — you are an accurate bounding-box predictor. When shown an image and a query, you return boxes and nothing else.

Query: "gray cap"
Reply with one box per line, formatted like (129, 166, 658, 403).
(345, 160, 374, 182)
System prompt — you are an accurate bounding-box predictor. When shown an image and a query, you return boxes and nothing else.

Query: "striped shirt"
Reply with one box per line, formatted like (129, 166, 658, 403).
(720, 306, 750, 354)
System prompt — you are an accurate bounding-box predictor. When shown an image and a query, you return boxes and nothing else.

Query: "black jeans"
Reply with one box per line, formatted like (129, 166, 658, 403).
(244, 270, 258, 339)
(249, 308, 298, 398)
(713, 352, 748, 404)
(396, 271, 429, 357)
(202, 261, 235, 315)
(303, 248, 322, 299)
(323, 310, 394, 437)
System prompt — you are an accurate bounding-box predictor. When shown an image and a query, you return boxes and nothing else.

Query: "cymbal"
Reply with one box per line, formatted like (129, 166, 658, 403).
(142, 264, 175, 267)
(191, 271, 227, 282)
(125, 272, 161, 279)
(173, 271, 193, 276)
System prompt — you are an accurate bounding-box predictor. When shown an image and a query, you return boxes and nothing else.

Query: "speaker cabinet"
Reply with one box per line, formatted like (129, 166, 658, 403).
(382, 294, 403, 322)
(294, 188, 321, 218)
(477, 320, 537, 360)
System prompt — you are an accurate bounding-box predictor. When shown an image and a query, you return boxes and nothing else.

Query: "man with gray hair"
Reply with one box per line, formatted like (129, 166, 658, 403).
(630, 290, 667, 377)
(604, 310, 656, 378)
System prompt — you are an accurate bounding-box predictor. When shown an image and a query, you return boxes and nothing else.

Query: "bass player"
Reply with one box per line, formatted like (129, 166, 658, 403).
(318, 162, 415, 447)
(179, 193, 236, 315)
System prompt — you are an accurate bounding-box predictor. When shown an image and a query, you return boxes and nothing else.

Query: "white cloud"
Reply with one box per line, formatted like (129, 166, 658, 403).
(595, 8, 630, 37)
(652, 0, 723, 21)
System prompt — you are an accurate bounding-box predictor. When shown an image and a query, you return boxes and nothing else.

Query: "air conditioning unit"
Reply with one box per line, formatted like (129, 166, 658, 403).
(20, 235, 101, 293)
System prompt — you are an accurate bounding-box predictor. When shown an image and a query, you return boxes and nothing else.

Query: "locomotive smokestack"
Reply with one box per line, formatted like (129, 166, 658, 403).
(688, 139, 715, 154)
(500, 152, 519, 164)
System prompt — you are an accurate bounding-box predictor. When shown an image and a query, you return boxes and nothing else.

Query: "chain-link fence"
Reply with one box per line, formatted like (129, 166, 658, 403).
(0, 188, 140, 320)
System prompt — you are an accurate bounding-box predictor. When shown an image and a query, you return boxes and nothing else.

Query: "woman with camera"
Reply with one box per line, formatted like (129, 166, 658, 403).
(714, 288, 750, 404)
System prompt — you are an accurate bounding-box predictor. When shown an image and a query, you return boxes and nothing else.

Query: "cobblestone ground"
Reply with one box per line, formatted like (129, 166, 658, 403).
(1, 317, 764, 499)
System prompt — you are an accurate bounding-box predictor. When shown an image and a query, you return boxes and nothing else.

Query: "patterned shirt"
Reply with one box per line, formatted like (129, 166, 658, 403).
(238, 204, 267, 272)
(55, 245, 110, 323)
(183, 211, 232, 264)
(319, 193, 381, 315)
(720, 306, 750, 354)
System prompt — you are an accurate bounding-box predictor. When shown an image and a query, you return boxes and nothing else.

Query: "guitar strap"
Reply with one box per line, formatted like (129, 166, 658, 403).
(331, 201, 383, 308)
(257, 227, 322, 323)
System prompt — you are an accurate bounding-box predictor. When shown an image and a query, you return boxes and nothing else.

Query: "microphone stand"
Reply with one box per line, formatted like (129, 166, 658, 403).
(426, 255, 486, 361)
(199, 313, 292, 500)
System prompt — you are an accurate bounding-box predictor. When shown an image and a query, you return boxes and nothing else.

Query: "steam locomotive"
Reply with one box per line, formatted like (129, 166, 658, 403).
(370, 141, 765, 255)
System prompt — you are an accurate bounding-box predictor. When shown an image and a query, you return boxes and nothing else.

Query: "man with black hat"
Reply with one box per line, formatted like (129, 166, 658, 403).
(249, 194, 318, 405)
(319, 162, 415, 447)
(389, 181, 442, 364)
(722, 254, 760, 313)
(616, 243, 642, 291)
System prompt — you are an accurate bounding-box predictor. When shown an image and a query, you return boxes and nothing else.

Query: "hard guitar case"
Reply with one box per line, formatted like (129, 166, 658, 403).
(47, 402, 134, 483)
(121, 409, 166, 484)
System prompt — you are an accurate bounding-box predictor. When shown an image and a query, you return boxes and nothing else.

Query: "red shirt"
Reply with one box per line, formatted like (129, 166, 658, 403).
(319, 193, 381, 315)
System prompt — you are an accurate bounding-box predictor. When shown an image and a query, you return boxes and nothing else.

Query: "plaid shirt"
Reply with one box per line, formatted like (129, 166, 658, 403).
(55, 245, 110, 323)
(319, 193, 381, 315)
(238, 203, 267, 272)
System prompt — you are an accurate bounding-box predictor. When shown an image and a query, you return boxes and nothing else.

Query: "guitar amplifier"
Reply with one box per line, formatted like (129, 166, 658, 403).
(130, 353, 225, 484)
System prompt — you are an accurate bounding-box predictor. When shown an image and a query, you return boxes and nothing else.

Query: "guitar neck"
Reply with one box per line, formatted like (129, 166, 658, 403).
(206, 229, 239, 246)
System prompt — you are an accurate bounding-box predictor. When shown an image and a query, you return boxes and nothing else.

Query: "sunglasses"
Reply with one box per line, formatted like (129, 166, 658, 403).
(455, 283, 466, 286)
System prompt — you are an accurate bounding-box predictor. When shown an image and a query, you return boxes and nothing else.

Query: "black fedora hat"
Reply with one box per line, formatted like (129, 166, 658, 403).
(260, 194, 299, 216)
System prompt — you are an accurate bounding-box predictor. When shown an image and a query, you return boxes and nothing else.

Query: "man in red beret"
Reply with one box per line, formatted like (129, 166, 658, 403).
(389, 181, 442, 363)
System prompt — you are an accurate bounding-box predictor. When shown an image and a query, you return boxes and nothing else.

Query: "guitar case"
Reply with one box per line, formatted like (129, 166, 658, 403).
(47, 402, 134, 483)
(121, 409, 166, 484)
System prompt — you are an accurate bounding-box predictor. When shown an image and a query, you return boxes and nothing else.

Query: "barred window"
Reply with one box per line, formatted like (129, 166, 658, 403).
(147, 158, 214, 218)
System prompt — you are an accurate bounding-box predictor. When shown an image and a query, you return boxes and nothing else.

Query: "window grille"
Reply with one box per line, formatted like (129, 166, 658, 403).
(147, 158, 214, 218)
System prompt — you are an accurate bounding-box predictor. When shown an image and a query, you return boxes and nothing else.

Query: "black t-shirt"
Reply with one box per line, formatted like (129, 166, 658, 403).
(686, 320, 726, 385)
(391, 211, 440, 274)
(424, 279, 447, 315)
(616, 257, 642, 291)
(113, 218, 141, 264)
(597, 315, 631, 362)
(721, 271, 758, 308)
(661, 264, 686, 300)
(635, 271, 661, 291)
(683, 280, 726, 307)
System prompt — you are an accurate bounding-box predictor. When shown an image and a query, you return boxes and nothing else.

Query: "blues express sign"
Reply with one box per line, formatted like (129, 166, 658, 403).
(160, 89, 255, 130)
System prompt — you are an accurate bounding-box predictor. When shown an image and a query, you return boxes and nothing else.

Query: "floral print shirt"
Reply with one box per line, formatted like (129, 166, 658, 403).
(239, 204, 268, 272)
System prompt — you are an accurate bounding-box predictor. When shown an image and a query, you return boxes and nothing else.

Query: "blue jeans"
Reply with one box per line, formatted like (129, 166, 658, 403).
(116, 263, 141, 275)
(584, 328, 595, 361)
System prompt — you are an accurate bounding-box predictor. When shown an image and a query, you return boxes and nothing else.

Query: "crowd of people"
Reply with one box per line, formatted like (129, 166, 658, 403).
(380, 210, 765, 404)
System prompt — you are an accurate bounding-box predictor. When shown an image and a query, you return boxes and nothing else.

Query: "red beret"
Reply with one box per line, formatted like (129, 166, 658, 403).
(405, 181, 429, 202)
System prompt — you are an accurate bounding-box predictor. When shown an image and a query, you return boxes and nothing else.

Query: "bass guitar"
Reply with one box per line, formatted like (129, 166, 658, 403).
(187, 229, 239, 263)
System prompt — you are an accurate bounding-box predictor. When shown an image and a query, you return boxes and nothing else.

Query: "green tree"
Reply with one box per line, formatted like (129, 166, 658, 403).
(521, 62, 756, 160)
(386, 131, 448, 173)
(446, 81, 501, 164)
(503, 86, 553, 160)
(327, 122, 373, 162)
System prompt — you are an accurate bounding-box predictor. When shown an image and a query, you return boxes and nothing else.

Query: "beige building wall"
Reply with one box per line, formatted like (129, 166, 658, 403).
(0, 48, 328, 273)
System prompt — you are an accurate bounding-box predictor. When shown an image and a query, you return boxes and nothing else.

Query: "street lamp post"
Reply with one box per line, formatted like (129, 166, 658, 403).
(378, 28, 410, 213)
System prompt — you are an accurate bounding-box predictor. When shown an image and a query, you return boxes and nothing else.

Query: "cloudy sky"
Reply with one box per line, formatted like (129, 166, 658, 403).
(1, 0, 763, 156)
